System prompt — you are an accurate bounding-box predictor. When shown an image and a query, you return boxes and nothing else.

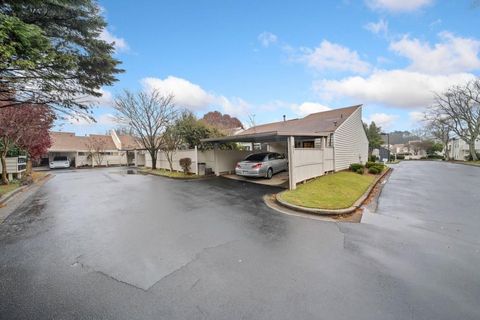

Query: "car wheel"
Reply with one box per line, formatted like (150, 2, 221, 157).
(266, 168, 273, 179)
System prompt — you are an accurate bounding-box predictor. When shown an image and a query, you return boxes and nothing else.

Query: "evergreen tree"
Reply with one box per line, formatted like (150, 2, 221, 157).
(364, 121, 384, 149)
(0, 0, 123, 117)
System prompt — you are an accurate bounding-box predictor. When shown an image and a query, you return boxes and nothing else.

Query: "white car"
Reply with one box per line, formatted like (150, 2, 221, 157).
(49, 156, 70, 169)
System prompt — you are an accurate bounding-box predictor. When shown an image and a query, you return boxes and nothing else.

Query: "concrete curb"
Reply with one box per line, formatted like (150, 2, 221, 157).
(0, 173, 52, 206)
(0, 185, 28, 206)
(275, 167, 392, 216)
(138, 170, 211, 181)
(447, 161, 480, 168)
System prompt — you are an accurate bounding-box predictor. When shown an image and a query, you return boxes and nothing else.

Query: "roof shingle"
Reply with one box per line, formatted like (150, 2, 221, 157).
(239, 105, 361, 136)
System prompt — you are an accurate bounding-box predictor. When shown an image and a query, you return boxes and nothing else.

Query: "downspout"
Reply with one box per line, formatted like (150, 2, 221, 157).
(194, 145, 198, 175)
(214, 143, 220, 176)
(332, 133, 336, 172)
(288, 136, 295, 190)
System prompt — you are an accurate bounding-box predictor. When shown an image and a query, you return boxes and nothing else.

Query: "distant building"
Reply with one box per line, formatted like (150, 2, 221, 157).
(447, 138, 480, 161)
(387, 140, 428, 160)
(43, 130, 145, 168)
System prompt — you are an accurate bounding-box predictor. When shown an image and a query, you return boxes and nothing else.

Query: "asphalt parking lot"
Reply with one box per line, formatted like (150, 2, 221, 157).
(0, 162, 479, 320)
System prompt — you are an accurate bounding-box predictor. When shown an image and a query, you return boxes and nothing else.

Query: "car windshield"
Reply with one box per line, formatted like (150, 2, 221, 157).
(53, 156, 68, 161)
(245, 153, 267, 162)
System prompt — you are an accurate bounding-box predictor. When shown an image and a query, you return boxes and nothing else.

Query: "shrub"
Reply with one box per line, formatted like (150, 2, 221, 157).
(179, 158, 192, 174)
(396, 154, 405, 160)
(427, 154, 444, 160)
(349, 163, 364, 172)
(369, 155, 378, 162)
(365, 161, 376, 168)
(368, 166, 381, 174)
(356, 167, 364, 174)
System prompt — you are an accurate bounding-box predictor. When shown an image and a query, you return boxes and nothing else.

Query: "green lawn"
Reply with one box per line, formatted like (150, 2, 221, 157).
(278, 171, 375, 210)
(141, 168, 200, 179)
(0, 181, 20, 197)
(467, 161, 480, 166)
(451, 160, 480, 167)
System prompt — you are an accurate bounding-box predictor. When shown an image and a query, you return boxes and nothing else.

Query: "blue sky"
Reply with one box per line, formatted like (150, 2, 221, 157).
(58, 0, 480, 135)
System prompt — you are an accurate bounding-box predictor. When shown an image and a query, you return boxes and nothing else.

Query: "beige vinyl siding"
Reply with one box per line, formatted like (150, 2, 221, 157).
(333, 107, 368, 171)
(0, 157, 26, 173)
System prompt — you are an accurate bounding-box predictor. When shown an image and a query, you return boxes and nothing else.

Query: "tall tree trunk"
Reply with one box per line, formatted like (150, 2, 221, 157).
(1, 151, 9, 185)
(469, 141, 478, 161)
(150, 150, 157, 169)
(25, 158, 33, 177)
(167, 153, 174, 172)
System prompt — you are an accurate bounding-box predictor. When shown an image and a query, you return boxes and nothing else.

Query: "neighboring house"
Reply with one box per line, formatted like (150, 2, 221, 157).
(44, 131, 144, 168)
(200, 105, 368, 190)
(371, 147, 389, 161)
(0, 156, 27, 181)
(388, 140, 428, 160)
(447, 138, 480, 161)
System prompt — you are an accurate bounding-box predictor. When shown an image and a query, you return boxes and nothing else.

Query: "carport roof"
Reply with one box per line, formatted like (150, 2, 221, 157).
(201, 131, 331, 143)
(202, 104, 361, 143)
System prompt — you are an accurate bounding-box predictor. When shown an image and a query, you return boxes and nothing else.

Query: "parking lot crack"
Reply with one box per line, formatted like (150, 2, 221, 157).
(71, 255, 148, 292)
(147, 239, 238, 291)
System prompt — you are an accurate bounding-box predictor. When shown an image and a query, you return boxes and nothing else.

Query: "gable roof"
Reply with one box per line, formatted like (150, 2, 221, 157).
(117, 134, 143, 150)
(49, 132, 125, 152)
(240, 105, 361, 137)
(202, 105, 362, 143)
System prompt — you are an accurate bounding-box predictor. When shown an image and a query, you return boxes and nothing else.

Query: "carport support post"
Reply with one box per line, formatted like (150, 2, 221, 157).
(288, 136, 296, 190)
(194, 146, 198, 175)
(214, 143, 220, 176)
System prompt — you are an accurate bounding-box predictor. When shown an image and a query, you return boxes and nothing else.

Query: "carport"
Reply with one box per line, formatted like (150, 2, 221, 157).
(202, 131, 332, 190)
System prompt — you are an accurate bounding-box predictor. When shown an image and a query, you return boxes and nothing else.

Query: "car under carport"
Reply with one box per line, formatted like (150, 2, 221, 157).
(201, 105, 368, 190)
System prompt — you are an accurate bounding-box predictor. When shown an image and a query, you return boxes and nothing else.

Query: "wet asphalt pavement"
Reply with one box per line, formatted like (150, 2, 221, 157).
(0, 161, 479, 320)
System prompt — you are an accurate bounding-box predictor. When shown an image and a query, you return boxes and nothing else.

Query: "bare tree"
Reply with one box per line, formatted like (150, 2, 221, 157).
(114, 90, 177, 169)
(161, 126, 183, 171)
(431, 79, 480, 161)
(85, 136, 107, 167)
(424, 111, 453, 160)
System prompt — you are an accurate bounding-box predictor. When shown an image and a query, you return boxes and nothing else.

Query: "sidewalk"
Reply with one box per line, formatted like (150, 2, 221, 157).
(0, 174, 51, 224)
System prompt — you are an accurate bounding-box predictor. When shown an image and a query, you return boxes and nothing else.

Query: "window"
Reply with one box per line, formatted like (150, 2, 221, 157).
(268, 153, 280, 160)
(245, 153, 268, 161)
(302, 141, 314, 148)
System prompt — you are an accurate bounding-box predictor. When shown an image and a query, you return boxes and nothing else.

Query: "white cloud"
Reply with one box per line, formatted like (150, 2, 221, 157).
(366, 0, 433, 12)
(364, 113, 399, 129)
(298, 40, 370, 74)
(142, 76, 216, 110)
(217, 96, 251, 118)
(68, 113, 116, 127)
(258, 32, 278, 47)
(390, 32, 480, 74)
(291, 102, 331, 116)
(316, 70, 476, 108)
(99, 29, 129, 52)
(77, 88, 114, 107)
(364, 19, 389, 35)
(409, 111, 425, 122)
(96, 113, 117, 125)
(91, 89, 114, 106)
(408, 110, 427, 127)
(141, 76, 251, 117)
